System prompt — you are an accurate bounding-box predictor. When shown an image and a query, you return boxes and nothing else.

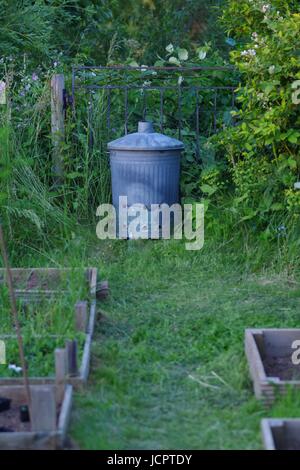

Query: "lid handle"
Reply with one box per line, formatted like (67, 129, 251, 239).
(138, 121, 154, 133)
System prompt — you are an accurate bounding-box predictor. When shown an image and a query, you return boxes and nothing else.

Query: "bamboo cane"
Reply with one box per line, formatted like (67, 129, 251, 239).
(0, 222, 32, 426)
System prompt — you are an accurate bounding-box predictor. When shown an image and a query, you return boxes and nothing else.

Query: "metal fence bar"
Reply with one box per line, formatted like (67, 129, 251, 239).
(178, 87, 182, 140)
(75, 84, 236, 92)
(213, 91, 217, 133)
(195, 89, 200, 160)
(73, 65, 234, 71)
(124, 86, 128, 135)
(160, 89, 164, 132)
(143, 89, 147, 120)
(88, 91, 94, 150)
(107, 88, 111, 137)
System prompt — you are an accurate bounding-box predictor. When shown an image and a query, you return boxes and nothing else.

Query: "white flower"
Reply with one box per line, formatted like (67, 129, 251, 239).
(168, 56, 180, 66)
(178, 75, 184, 85)
(178, 48, 188, 61)
(261, 4, 270, 13)
(141, 65, 148, 71)
(241, 49, 256, 57)
(268, 65, 275, 74)
(143, 80, 151, 87)
(198, 50, 207, 60)
(251, 32, 258, 41)
(8, 364, 22, 373)
(166, 43, 174, 54)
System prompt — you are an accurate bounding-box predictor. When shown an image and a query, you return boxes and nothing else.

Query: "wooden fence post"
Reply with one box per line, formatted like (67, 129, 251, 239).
(31, 386, 57, 432)
(75, 300, 88, 332)
(55, 348, 67, 403)
(51, 74, 65, 184)
(65, 340, 78, 377)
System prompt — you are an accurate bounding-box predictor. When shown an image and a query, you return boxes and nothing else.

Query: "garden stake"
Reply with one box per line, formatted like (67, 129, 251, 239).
(0, 222, 32, 426)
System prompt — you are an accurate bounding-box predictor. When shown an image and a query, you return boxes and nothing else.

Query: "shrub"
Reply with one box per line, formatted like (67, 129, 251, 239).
(220, 0, 300, 227)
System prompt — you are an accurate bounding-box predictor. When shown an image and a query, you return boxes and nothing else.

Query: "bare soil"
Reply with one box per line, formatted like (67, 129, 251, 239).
(0, 398, 60, 433)
(263, 355, 300, 381)
(0, 402, 30, 433)
(279, 437, 300, 450)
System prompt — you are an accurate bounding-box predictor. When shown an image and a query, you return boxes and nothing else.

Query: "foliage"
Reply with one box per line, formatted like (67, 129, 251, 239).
(0, 269, 88, 376)
(0, 0, 228, 71)
(219, 0, 300, 231)
(0, 0, 230, 252)
(0, 333, 85, 377)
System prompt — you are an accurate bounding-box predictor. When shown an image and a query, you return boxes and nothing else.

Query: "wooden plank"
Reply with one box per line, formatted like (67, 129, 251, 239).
(80, 333, 92, 383)
(75, 300, 88, 332)
(66, 340, 78, 377)
(51, 74, 65, 183)
(31, 386, 57, 432)
(89, 267, 97, 298)
(261, 419, 281, 450)
(87, 299, 97, 336)
(0, 384, 73, 450)
(55, 348, 67, 403)
(57, 384, 73, 445)
(0, 432, 57, 450)
(245, 328, 300, 405)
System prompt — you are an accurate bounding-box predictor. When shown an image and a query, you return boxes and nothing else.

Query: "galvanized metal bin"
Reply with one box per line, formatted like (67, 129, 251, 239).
(108, 121, 184, 237)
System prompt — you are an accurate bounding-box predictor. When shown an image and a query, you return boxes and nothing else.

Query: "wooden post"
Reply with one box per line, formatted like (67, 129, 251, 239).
(65, 340, 78, 377)
(75, 300, 88, 332)
(55, 348, 67, 403)
(31, 386, 57, 432)
(51, 74, 65, 184)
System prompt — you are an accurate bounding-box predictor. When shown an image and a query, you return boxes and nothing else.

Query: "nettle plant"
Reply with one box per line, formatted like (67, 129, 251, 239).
(221, 0, 300, 226)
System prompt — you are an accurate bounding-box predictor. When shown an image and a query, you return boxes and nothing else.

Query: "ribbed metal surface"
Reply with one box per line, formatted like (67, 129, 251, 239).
(110, 150, 181, 209)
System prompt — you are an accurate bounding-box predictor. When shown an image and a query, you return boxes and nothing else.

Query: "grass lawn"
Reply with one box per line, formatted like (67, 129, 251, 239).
(20, 235, 300, 449)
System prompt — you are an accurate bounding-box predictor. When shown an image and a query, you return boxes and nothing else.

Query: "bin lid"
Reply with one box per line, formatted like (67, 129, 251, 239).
(108, 121, 184, 151)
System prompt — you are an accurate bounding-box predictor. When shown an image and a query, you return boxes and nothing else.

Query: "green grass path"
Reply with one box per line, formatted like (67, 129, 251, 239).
(67, 238, 300, 449)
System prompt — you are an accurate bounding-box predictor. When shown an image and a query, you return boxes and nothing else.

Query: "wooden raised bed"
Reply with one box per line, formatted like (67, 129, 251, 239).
(0, 384, 73, 450)
(0, 267, 97, 303)
(261, 418, 300, 450)
(0, 267, 97, 388)
(245, 329, 300, 405)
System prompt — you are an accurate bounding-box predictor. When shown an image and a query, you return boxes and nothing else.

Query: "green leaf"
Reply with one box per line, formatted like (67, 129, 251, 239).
(200, 184, 217, 196)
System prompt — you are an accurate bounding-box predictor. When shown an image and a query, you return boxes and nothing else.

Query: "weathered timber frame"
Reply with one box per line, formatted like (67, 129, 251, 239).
(261, 418, 300, 450)
(0, 384, 73, 450)
(0, 268, 97, 388)
(245, 328, 300, 405)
